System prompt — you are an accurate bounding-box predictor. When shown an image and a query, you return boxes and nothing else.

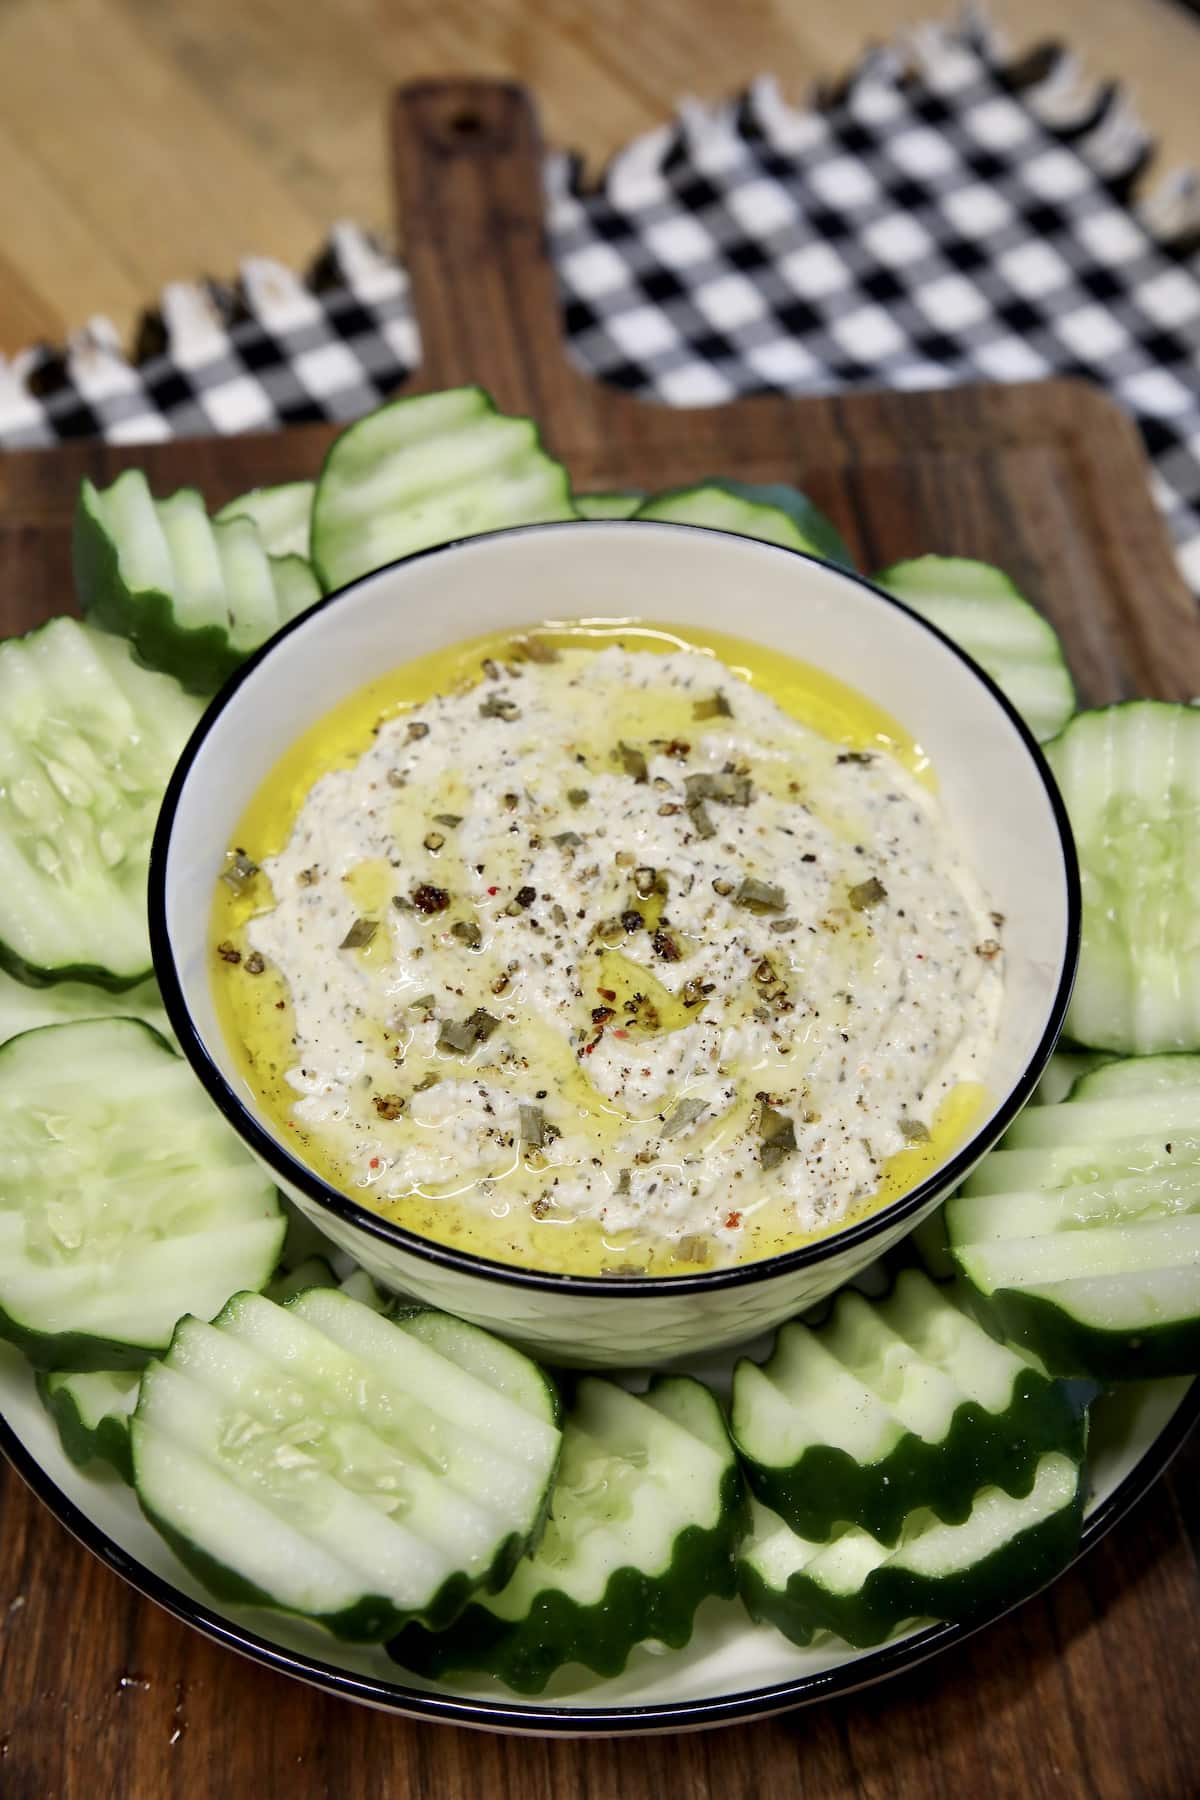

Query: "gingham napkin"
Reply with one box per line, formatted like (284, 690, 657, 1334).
(2, 17, 1198, 587)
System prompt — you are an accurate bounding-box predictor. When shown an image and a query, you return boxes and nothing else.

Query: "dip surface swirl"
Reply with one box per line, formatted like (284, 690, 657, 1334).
(218, 630, 1003, 1274)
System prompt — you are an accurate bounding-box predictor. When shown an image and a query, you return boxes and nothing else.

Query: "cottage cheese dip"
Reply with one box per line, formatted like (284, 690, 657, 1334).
(215, 626, 1004, 1275)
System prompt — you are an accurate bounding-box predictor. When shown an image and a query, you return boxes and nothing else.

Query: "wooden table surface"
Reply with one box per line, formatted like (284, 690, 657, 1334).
(1, 71, 1200, 1800)
(0, 0, 1199, 353)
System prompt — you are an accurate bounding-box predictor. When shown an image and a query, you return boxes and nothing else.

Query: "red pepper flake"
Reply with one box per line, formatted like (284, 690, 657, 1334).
(487, 886, 499, 896)
(613, 1028, 629, 1038)
(725, 1211, 742, 1229)
(369, 1157, 381, 1169)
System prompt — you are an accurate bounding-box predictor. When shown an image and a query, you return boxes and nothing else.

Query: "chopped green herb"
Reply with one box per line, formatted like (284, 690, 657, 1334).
(479, 694, 521, 722)
(615, 1168, 632, 1196)
(406, 720, 429, 742)
(221, 849, 259, 892)
(519, 1104, 547, 1149)
(661, 1096, 707, 1138)
(244, 952, 266, 976)
(340, 916, 379, 949)
(849, 877, 888, 911)
(759, 1102, 797, 1169)
(617, 741, 648, 783)
(693, 691, 732, 720)
(216, 941, 241, 964)
(433, 813, 463, 828)
(552, 830, 584, 848)
(675, 1235, 710, 1265)
(512, 635, 559, 664)
(899, 1117, 931, 1143)
(685, 771, 753, 807)
(437, 1008, 501, 1054)
(423, 830, 446, 852)
(566, 786, 589, 807)
(450, 920, 482, 949)
(688, 798, 716, 839)
(372, 1094, 406, 1121)
(736, 877, 787, 914)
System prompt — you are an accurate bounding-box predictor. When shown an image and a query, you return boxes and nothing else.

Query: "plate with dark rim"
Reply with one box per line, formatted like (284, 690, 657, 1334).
(0, 1332, 1193, 1735)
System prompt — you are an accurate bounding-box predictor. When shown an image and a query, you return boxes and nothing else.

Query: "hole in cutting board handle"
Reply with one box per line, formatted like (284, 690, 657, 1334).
(448, 109, 484, 138)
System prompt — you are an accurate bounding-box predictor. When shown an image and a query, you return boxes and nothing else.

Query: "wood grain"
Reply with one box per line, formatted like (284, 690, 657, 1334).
(0, 75, 1198, 1800)
(3, 0, 1200, 352)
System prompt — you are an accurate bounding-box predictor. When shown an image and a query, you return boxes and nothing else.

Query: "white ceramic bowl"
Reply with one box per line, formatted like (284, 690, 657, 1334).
(150, 522, 1079, 1367)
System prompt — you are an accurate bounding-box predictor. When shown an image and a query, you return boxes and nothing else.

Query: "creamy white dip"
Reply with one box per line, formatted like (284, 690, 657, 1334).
(246, 645, 1003, 1265)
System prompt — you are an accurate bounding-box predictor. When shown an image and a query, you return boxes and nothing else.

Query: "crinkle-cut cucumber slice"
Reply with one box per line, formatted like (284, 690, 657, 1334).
(310, 387, 576, 593)
(388, 1374, 743, 1692)
(1031, 1050, 1112, 1106)
(875, 556, 1075, 744)
(0, 966, 169, 1046)
(0, 618, 202, 989)
(265, 1256, 338, 1304)
(270, 553, 322, 625)
(730, 1269, 1084, 1545)
(337, 1267, 391, 1312)
(393, 1308, 559, 1428)
(74, 469, 320, 693)
(739, 1451, 1084, 1649)
(1046, 702, 1200, 1055)
(216, 480, 315, 560)
(634, 478, 854, 568)
(0, 1018, 285, 1368)
(37, 1366, 140, 1482)
(131, 1290, 562, 1640)
(948, 1055, 1200, 1377)
(1069, 1054, 1200, 1102)
(574, 491, 643, 520)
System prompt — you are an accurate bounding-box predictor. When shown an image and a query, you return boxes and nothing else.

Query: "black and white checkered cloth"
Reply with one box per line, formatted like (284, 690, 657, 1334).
(3, 17, 1199, 587)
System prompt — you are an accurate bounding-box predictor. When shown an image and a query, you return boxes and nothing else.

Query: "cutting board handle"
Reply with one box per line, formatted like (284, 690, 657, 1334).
(391, 80, 590, 432)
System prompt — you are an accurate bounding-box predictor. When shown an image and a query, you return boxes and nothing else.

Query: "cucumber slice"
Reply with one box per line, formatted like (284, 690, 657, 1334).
(338, 1267, 390, 1312)
(907, 1207, 955, 1282)
(265, 1255, 337, 1304)
(394, 1308, 560, 1422)
(1047, 703, 1200, 1054)
(1069, 1054, 1200, 1103)
(1032, 1050, 1112, 1106)
(0, 1018, 285, 1369)
(874, 557, 1075, 744)
(0, 618, 203, 989)
(389, 1374, 744, 1692)
(730, 1269, 1084, 1545)
(948, 1055, 1200, 1377)
(131, 1290, 562, 1640)
(739, 1451, 1084, 1649)
(634, 478, 854, 568)
(75, 470, 319, 694)
(574, 491, 643, 520)
(0, 967, 169, 1046)
(270, 554, 322, 625)
(36, 1366, 140, 1482)
(310, 387, 576, 594)
(216, 481, 315, 560)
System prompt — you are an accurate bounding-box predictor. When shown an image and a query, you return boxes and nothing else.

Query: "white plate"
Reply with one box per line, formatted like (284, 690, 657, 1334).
(1, 1334, 1193, 1737)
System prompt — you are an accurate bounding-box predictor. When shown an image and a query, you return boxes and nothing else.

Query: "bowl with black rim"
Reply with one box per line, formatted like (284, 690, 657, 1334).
(150, 520, 1079, 1367)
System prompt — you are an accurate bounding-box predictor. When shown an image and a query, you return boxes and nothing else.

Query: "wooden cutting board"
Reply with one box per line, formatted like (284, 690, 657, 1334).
(1, 79, 1198, 1800)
